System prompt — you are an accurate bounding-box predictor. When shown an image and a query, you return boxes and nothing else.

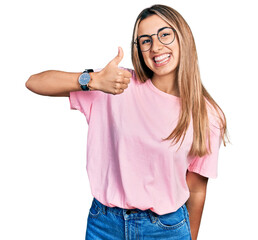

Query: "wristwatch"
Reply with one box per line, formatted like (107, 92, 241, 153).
(78, 69, 94, 91)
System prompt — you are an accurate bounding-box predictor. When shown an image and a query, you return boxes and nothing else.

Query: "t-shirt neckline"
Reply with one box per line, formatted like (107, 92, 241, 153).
(146, 79, 180, 100)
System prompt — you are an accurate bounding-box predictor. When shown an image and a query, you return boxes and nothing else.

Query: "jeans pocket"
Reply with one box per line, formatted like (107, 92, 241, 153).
(156, 206, 186, 230)
(88, 204, 101, 219)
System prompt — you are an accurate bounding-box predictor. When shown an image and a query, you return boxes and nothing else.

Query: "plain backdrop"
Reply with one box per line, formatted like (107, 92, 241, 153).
(0, 0, 257, 239)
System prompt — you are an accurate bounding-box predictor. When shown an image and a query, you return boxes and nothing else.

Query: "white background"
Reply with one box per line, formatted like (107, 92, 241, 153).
(0, 0, 257, 239)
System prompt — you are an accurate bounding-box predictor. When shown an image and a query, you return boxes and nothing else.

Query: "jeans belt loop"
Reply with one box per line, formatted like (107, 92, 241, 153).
(148, 210, 158, 223)
(102, 205, 107, 215)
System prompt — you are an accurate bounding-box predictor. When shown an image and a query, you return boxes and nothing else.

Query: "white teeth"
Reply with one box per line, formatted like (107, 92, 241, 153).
(154, 54, 170, 63)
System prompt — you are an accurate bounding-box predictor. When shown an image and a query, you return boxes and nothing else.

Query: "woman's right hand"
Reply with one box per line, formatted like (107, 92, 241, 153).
(89, 47, 132, 95)
(25, 47, 132, 97)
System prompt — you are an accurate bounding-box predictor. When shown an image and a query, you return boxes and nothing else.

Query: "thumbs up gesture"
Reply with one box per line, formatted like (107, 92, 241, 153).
(89, 47, 132, 95)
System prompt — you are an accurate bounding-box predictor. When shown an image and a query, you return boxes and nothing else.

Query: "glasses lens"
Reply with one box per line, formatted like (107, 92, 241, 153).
(158, 28, 175, 45)
(138, 36, 152, 52)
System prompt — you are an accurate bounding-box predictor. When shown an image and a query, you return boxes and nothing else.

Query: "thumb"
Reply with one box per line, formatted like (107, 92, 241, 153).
(112, 47, 124, 65)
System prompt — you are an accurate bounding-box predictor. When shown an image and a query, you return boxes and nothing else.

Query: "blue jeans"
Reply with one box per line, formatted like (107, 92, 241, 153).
(86, 198, 192, 240)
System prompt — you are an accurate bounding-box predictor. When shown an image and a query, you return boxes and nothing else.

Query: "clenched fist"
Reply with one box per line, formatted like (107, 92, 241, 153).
(89, 47, 132, 95)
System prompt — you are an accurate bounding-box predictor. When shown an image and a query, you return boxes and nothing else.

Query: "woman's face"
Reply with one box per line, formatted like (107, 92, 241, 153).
(137, 15, 180, 79)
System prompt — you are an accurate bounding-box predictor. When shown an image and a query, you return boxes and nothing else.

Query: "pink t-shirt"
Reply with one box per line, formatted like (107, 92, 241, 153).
(69, 68, 222, 215)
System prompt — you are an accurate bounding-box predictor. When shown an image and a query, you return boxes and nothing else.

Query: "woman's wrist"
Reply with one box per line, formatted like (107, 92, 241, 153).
(88, 72, 99, 91)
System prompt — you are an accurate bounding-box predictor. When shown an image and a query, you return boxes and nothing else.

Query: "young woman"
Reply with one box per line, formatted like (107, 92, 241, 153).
(26, 4, 227, 240)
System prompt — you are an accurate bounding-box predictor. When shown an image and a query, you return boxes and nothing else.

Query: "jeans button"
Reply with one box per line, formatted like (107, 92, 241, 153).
(126, 210, 131, 215)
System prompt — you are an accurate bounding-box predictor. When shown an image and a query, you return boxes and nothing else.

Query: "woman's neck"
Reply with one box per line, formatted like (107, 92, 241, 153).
(151, 73, 179, 97)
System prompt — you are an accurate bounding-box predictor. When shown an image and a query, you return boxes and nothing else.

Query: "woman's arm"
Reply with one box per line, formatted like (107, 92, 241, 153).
(186, 171, 208, 240)
(26, 70, 85, 97)
(25, 47, 131, 97)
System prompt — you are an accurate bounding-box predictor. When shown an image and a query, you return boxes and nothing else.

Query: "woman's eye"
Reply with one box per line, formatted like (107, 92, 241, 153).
(141, 39, 151, 45)
(161, 33, 170, 37)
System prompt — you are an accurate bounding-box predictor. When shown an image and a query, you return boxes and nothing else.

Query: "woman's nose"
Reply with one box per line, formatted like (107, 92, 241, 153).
(151, 36, 163, 52)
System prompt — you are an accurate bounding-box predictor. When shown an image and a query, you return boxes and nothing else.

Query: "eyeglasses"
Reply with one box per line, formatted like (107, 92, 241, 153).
(135, 27, 176, 52)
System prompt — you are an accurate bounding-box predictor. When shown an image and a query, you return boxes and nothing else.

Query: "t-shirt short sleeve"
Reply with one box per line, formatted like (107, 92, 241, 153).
(69, 91, 98, 123)
(187, 110, 223, 179)
(69, 68, 102, 123)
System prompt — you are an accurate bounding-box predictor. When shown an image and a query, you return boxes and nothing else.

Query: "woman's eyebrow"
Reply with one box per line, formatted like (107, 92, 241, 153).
(138, 26, 170, 39)
(138, 34, 150, 39)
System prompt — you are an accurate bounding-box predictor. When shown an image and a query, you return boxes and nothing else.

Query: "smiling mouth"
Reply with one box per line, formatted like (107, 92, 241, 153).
(153, 54, 171, 64)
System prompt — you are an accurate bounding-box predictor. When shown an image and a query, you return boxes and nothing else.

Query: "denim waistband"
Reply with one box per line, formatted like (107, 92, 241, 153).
(91, 197, 159, 222)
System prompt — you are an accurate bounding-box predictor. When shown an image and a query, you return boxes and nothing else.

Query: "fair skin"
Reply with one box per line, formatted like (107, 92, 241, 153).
(138, 15, 208, 240)
(26, 14, 208, 240)
(25, 47, 131, 97)
(137, 14, 180, 97)
(186, 171, 208, 240)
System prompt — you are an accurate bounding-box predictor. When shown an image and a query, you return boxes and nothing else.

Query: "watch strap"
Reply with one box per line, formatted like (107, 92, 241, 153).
(83, 69, 94, 73)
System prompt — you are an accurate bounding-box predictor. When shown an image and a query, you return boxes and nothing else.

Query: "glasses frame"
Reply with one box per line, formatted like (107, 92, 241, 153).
(135, 27, 176, 52)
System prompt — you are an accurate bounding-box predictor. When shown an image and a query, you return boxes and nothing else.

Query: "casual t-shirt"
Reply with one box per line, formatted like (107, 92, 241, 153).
(69, 68, 222, 215)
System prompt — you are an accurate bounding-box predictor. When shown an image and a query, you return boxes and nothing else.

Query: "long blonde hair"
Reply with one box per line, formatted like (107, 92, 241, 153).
(131, 4, 228, 157)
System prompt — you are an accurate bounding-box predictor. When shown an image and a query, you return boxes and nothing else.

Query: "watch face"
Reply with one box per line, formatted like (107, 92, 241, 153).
(79, 73, 90, 85)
